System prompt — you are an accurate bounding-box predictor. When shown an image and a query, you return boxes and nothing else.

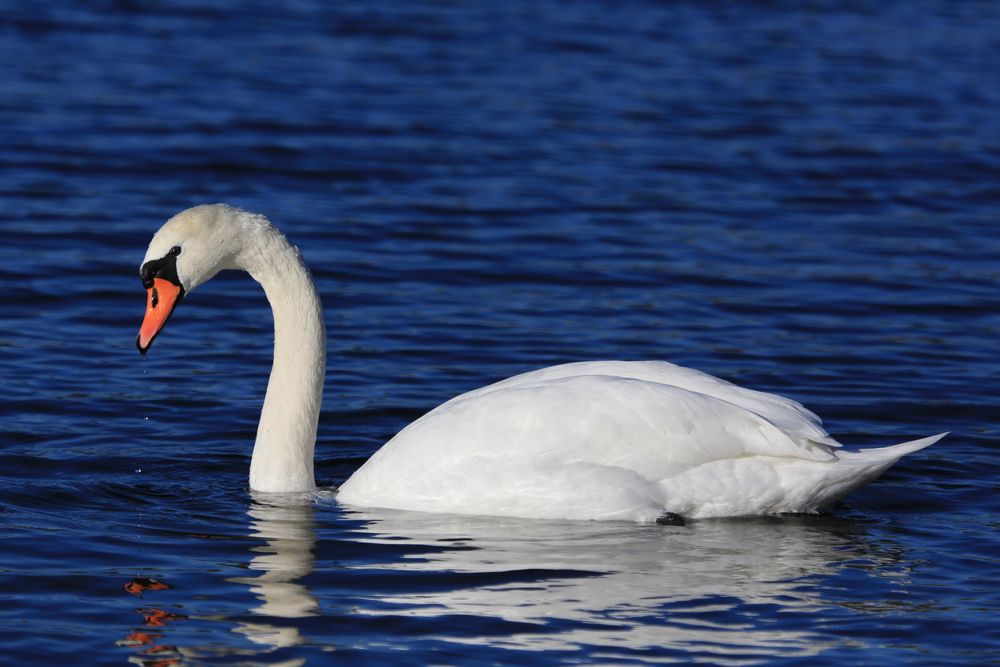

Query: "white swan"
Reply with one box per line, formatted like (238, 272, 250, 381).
(137, 204, 944, 521)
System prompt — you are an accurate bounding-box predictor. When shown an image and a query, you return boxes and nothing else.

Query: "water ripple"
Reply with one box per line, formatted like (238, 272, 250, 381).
(1, 0, 998, 664)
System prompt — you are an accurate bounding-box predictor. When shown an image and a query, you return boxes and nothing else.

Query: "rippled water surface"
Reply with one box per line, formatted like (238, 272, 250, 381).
(2, 1, 999, 664)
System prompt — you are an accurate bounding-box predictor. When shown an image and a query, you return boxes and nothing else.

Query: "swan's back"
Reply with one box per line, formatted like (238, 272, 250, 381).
(447, 361, 839, 450)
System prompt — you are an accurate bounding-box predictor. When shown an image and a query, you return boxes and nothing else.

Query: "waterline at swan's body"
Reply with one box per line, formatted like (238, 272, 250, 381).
(136, 204, 943, 521)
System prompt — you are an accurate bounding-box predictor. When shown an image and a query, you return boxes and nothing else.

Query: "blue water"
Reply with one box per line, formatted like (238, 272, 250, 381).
(1, 1, 998, 664)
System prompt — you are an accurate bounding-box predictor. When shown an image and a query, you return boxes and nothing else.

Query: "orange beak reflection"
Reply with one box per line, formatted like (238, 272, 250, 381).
(137, 277, 183, 354)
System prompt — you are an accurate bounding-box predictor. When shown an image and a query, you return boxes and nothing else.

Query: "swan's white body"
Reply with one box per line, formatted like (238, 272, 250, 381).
(337, 362, 942, 520)
(139, 204, 943, 521)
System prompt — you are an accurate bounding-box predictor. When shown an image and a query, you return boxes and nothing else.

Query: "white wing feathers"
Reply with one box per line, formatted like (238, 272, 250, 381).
(436, 361, 840, 462)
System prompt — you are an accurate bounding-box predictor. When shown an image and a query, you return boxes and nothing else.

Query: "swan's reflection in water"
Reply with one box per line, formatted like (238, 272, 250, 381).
(341, 507, 903, 661)
(121, 493, 321, 666)
(130, 496, 908, 663)
(227, 492, 318, 655)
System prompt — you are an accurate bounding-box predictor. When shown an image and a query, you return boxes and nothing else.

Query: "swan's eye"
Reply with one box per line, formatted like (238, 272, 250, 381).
(170, 246, 182, 257)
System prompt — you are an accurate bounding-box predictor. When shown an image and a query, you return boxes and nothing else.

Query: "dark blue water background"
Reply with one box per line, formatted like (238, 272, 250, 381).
(1, 1, 998, 664)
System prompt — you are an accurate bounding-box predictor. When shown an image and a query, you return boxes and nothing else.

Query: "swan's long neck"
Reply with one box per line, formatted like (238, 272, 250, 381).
(240, 223, 325, 492)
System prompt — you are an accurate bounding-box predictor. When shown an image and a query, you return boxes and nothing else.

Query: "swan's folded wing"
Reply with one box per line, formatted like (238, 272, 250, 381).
(347, 374, 838, 504)
(437, 360, 839, 456)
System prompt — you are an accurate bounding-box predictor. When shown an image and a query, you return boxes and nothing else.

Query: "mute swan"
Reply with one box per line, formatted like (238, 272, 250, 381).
(137, 204, 944, 521)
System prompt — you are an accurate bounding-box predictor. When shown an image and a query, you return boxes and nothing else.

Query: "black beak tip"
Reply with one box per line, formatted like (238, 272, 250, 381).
(137, 336, 149, 356)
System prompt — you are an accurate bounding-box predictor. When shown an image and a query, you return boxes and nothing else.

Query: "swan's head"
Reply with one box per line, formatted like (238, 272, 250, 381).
(136, 203, 248, 354)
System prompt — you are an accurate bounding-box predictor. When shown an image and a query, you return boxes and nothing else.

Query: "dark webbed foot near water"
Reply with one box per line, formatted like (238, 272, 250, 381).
(655, 512, 686, 526)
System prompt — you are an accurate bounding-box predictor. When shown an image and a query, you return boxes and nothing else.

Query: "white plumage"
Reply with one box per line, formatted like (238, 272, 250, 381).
(138, 204, 944, 522)
(338, 360, 943, 520)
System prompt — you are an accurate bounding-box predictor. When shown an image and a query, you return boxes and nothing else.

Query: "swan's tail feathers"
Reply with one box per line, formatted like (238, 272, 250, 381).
(807, 433, 947, 512)
(841, 432, 947, 465)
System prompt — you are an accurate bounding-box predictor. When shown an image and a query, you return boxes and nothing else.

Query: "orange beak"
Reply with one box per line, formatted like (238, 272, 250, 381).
(137, 277, 183, 355)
